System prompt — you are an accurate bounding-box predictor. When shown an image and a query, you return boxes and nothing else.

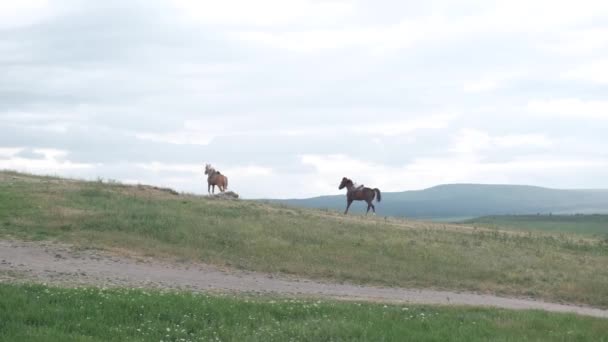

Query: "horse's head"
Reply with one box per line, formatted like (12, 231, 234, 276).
(204, 164, 212, 175)
(338, 177, 351, 190)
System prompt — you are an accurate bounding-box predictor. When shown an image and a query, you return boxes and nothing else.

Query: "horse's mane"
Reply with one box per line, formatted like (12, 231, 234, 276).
(207, 166, 221, 176)
(340, 177, 354, 189)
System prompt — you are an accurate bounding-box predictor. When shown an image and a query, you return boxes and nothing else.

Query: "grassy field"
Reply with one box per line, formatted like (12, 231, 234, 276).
(0, 284, 606, 342)
(462, 215, 608, 237)
(1, 171, 608, 308)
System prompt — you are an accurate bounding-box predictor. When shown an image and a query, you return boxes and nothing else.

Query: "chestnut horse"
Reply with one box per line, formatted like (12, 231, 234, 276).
(338, 177, 382, 215)
(204, 164, 228, 194)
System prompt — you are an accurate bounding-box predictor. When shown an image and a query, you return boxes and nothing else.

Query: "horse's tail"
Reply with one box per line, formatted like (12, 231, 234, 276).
(374, 188, 381, 202)
(224, 176, 228, 189)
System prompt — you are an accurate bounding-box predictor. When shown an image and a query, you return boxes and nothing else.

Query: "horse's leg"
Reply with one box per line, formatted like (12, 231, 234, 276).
(207, 183, 211, 194)
(370, 192, 377, 214)
(366, 201, 371, 215)
(344, 200, 353, 215)
(212, 184, 216, 194)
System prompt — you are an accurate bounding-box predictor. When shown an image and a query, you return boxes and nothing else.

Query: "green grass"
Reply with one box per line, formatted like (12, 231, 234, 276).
(462, 215, 608, 237)
(1, 171, 608, 308)
(0, 284, 606, 342)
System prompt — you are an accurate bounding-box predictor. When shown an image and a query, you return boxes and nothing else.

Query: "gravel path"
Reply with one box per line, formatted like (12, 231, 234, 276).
(1, 239, 606, 318)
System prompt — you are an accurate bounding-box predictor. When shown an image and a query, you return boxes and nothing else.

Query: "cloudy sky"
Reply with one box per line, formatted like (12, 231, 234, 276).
(1, 0, 607, 198)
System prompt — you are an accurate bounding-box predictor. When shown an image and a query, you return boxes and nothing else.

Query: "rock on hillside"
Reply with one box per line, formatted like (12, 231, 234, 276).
(208, 191, 239, 200)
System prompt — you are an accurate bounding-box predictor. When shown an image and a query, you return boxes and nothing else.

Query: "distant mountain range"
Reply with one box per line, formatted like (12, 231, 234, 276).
(266, 184, 608, 220)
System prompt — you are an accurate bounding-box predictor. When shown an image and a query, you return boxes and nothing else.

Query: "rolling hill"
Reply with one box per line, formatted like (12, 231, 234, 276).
(269, 184, 608, 220)
(1, 171, 608, 308)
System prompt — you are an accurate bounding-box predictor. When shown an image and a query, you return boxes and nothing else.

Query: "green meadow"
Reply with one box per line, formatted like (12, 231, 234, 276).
(1, 284, 606, 342)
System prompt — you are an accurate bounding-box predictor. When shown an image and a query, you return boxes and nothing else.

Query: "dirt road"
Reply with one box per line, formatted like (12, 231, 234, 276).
(1, 239, 606, 318)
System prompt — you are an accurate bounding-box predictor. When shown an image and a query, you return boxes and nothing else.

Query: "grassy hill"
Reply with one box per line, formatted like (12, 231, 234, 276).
(1, 171, 608, 308)
(271, 184, 608, 220)
(462, 214, 608, 236)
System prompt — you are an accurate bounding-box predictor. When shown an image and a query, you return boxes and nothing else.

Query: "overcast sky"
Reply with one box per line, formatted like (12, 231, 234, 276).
(1, 0, 607, 198)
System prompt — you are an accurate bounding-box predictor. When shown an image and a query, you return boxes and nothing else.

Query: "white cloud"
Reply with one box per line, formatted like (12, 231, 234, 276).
(135, 113, 454, 143)
(223, 165, 273, 177)
(135, 132, 214, 146)
(0, 112, 91, 136)
(449, 129, 492, 154)
(349, 114, 456, 136)
(0, 148, 96, 173)
(463, 71, 525, 93)
(527, 98, 608, 119)
(493, 134, 553, 148)
(171, 0, 355, 28)
(482, 0, 608, 32)
(540, 28, 608, 56)
(450, 129, 553, 155)
(233, 15, 463, 54)
(135, 162, 272, 177)
(562, 60, 608, 84)
(0, 147, 24, 158)
(0, 0, 52, 29)
(135, 162, 201, 173)
(279, 114, 455, 138)
(134, 119, 230, 145)
(231, 0, 608, 54)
